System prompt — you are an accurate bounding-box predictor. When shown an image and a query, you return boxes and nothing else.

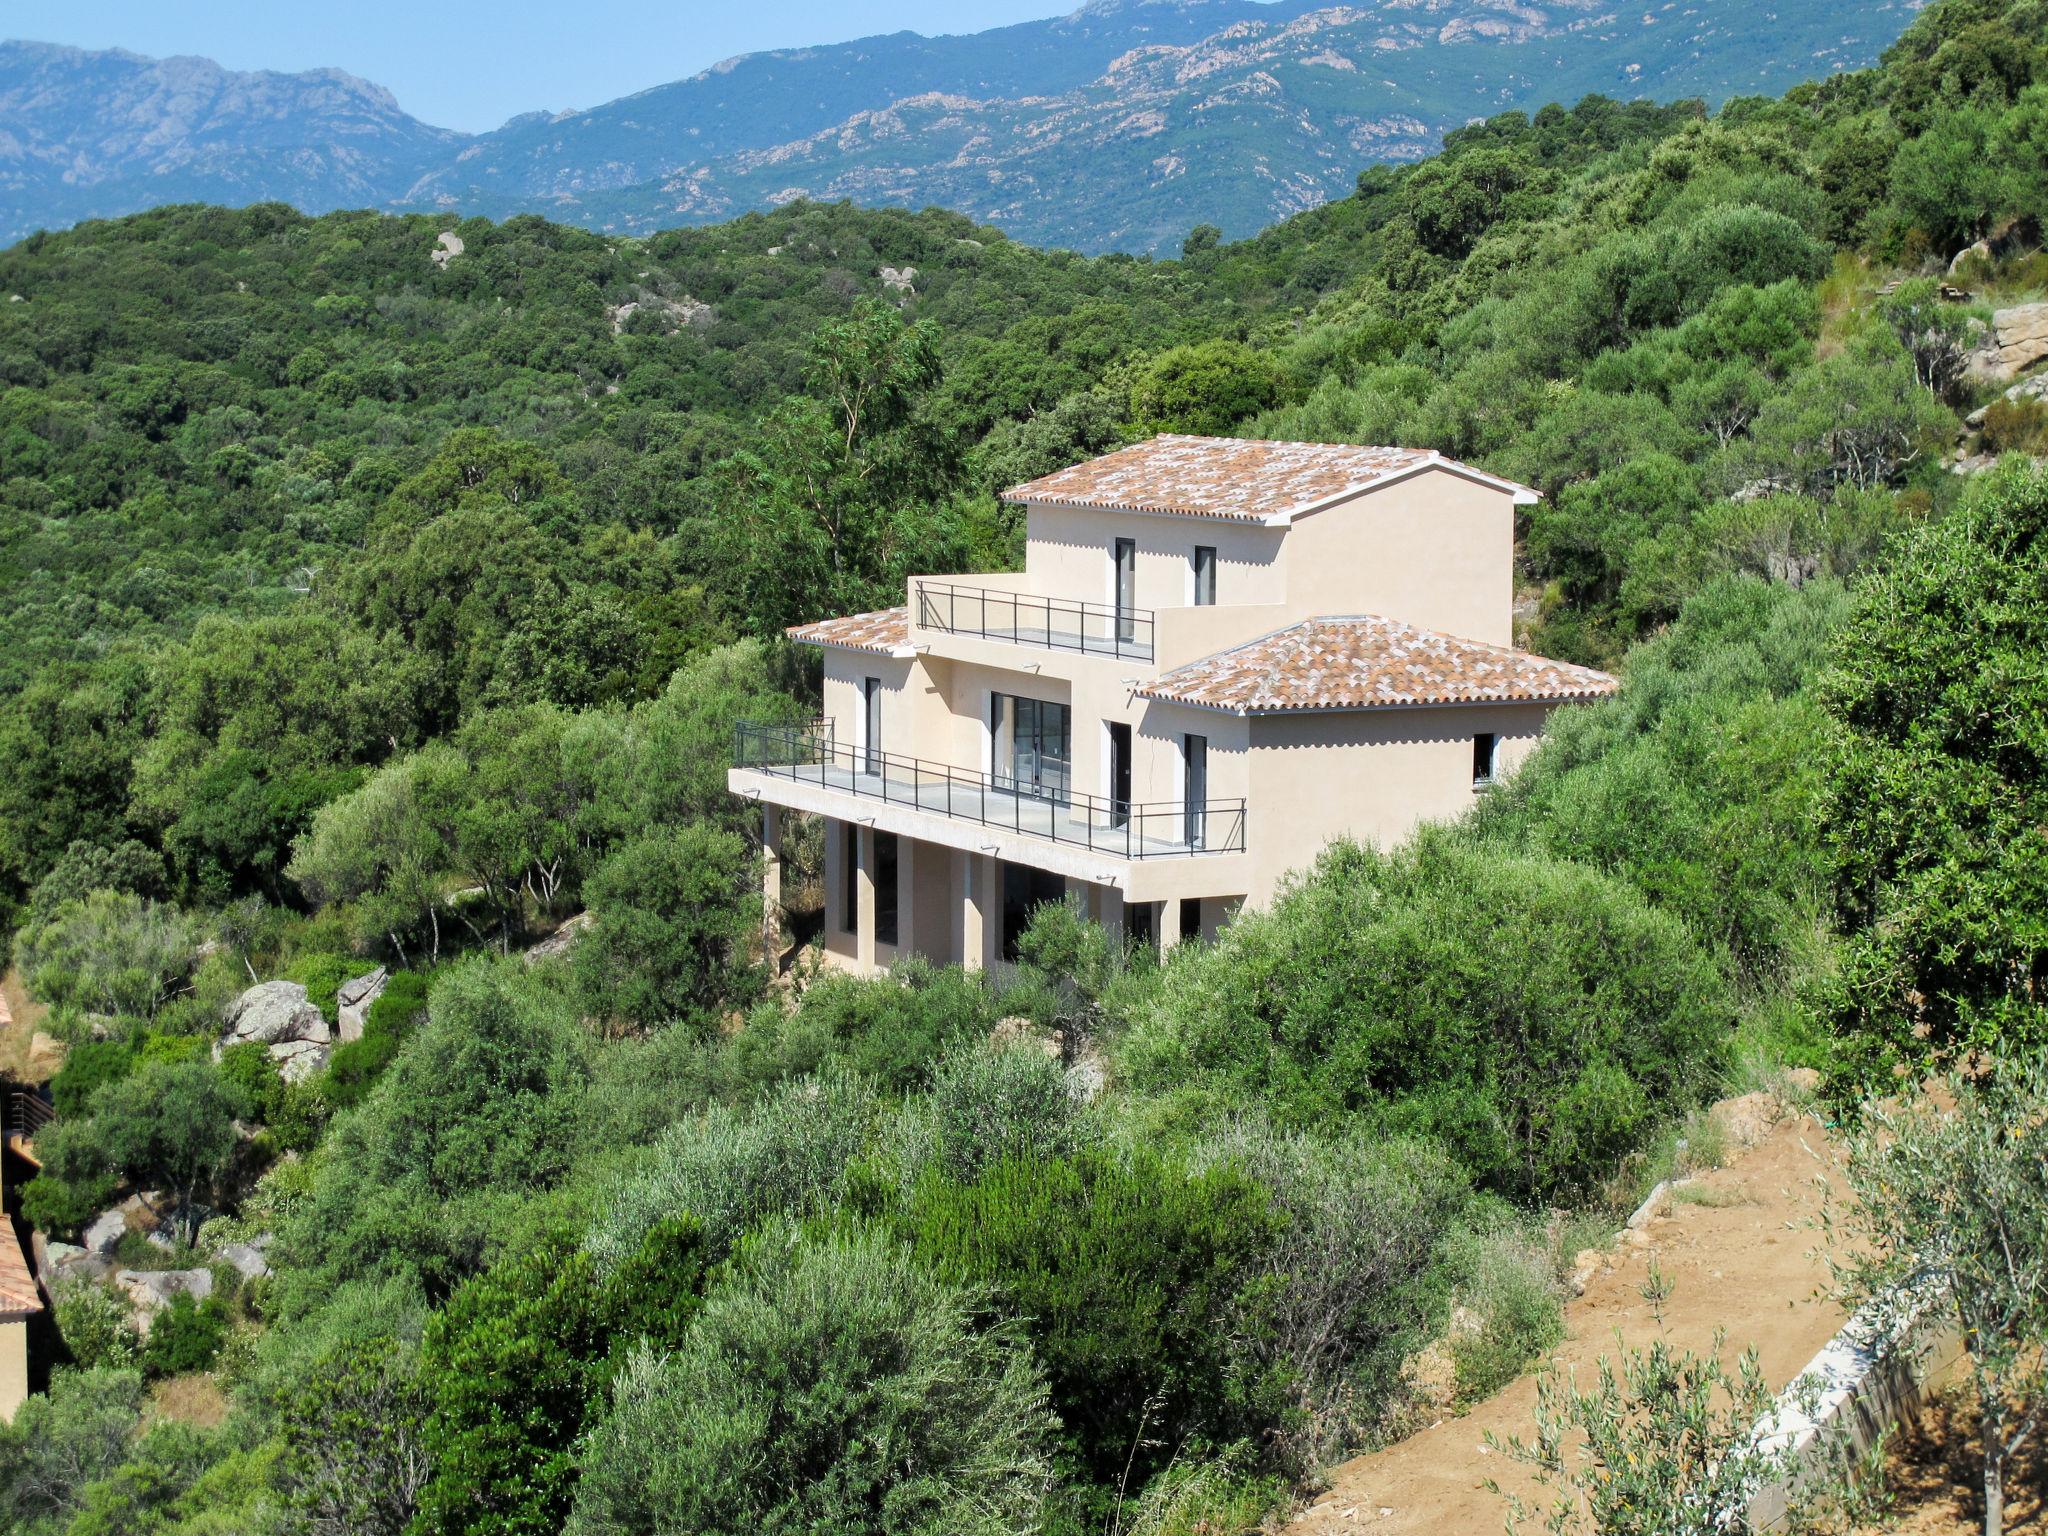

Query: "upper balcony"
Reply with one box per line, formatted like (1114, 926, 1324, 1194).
(733, 721, 1244, 860)
(914, 580, 1154, 663)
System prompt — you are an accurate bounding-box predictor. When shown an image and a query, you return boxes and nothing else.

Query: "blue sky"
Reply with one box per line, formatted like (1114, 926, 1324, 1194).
(12, 0, 1077, 133)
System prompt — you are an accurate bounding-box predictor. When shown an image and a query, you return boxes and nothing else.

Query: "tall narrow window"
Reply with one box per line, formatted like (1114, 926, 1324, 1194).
(1183, 733, 1208, 850)
(1192, 545, 1217, 606)
(1113, 537, 1137, 647)
(1472, 732, 1498, 787)
(862, 676, 882, 774)
(839, 822, 858, 934)
(1180, 897, 1202, 942)
(874, 832, 899, 947)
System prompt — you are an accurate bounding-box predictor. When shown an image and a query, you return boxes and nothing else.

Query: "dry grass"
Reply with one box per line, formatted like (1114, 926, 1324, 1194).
(0, 970, 55, 1085)
(149, 1372, 229, 1429)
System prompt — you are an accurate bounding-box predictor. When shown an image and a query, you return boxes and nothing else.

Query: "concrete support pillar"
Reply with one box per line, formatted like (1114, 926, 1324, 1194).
(1097, 883, 1124, 938)
(855, 825, 877, 973)
(761, 804, 783, 959)
(1157, 900, 1183, 957)
(896, 838, 916, 960)
(960, 849, 998, 972)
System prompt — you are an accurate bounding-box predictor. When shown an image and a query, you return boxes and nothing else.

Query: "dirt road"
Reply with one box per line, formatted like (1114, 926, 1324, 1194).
(1289, 1097, 1849, 1534)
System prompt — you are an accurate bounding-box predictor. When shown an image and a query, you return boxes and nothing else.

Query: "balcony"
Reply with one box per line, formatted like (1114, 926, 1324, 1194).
(915, 581, 1154, 661)
(734, 722, 1244, 859)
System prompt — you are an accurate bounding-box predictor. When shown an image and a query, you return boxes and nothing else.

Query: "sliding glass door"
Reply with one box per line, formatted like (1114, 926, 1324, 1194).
(992, 694, 1072, 804)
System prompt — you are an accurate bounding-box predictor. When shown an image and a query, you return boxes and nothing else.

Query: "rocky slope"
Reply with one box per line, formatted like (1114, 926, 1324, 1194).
(4, 0, 1918, 253)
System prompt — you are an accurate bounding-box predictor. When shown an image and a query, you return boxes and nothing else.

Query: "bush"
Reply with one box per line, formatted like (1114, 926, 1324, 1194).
(286, 952, 355, 1023)
(13, 889, 198, 1020)
(416, 1218, 709, 1536)
(586, 1071, 879, 1270)
(1444, 1218, 1566, 1405)
(1186, 1123, 1468, 1464)
(768, 959, 996, 1093)
(567, 1226, 1051, 1536)
(903, 1148, 1280, 1491)
(1121, 834, 1730, 1199)
(49, 1040, 135, 1118)
(216, 1040, 283, 1124)
(20, 1167, 117, 1240)
(913, 1041, 1083, 1185)
(0, 1367, 146, 1531)
(140, 1292, 231, 1377)
(324, 968, 428, 1110)
(52, 1281, 141, 1370)
(574, 826, 763, 1030)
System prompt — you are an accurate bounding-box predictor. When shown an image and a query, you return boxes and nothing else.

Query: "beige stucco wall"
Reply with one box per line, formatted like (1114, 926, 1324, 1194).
(1242, 700, 1552, 902)
(0, 1316, 26, 1422)
(1283, 469, 1517, 646)
(1024, 503, 1287, 610)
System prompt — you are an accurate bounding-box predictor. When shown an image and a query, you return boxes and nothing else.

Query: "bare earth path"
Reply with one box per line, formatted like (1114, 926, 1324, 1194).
(1289, 1100, 1849, 1534)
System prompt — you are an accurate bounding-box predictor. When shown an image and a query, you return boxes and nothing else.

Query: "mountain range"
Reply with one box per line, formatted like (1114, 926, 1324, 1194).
(1, 0, 1919, 254)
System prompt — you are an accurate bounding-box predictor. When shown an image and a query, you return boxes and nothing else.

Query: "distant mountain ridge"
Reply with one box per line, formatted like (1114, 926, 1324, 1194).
(0, 1, 1919, 253)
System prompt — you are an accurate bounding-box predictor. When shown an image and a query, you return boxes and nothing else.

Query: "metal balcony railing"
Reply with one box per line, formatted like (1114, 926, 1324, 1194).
(915, 581, 1155, 661)
(734, 721, 1244, 859)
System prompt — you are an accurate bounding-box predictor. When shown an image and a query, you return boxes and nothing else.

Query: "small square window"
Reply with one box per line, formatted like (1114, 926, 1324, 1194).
(1472, 733, 1498, 786)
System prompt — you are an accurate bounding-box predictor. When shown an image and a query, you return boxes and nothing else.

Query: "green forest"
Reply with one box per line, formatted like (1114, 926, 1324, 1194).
(1, 0, 2046, 1529)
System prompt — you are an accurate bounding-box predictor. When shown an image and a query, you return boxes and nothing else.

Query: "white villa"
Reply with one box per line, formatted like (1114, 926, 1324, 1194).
(728, 434, 1619, 972)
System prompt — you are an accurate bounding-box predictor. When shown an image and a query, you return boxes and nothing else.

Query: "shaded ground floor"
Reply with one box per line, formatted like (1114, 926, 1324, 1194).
(763, 807, 1245, 974)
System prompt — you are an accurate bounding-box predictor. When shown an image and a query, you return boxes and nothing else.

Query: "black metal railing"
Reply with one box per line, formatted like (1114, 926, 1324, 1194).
(915, 581, 1155, 661)
(734, 721, 1244, 859)
(4, 1089, 53, 1142)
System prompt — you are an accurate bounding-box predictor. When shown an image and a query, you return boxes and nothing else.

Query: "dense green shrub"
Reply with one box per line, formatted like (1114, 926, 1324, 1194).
(903, 1149, 1280, 1491)
(140, 1292, 231, 1377)
(52, 1282, 141, 1371)
(49, 1040, 135, 1118)
(323, 968, 429, 1110)
(574, 825, 762, 1030)
(911, 1042, 1084, 1185)
(415, 1218, 708, 1536)
(0, 1367, 146, 1532)
(568, 1226, 1051, 1536)
(1121, 836, 1729, 1198)
(285, 953, 355, 1022)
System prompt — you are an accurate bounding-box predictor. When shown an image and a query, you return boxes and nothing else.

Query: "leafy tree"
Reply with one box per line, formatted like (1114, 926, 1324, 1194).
(1831, 1055, 2048, 1536)
(273, 1335, 432, 1536)
(14, 889, 198, 1022)
(414, 1219, 708, 1536)
(574, 826, 761, 1030)
(1821, 462, 2048, 1081)
(89, 1057, 249, 1244)
(1129, 339, 1284, 436)
(567, 1226, 1052, 1536)
(51, 1282, 141, 1372)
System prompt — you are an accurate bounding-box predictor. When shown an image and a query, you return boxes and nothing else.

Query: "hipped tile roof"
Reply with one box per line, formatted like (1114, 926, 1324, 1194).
(1003, 434, 1534, 523)
(0, 1233, 41, 1316)
(786, 606, 912, 655)
(1136, 616, 1620, 714)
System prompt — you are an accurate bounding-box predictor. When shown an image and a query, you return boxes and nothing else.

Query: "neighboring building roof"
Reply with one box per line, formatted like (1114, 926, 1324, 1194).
(0, 1234, 41, 1317)
(1135, 615, 1620, 715)
(1002, 434, 1539, 523)
(786, 606, 913, 657)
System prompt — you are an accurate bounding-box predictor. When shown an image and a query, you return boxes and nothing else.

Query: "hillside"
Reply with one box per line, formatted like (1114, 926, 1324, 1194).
(2, 0, 2046, 1531)
(3, 0, 1919, 253)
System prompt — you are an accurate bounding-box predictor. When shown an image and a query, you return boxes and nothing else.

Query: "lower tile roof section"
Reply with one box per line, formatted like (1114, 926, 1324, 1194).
(1135, 615, 1620, 714)
(786, 606, 912, 656)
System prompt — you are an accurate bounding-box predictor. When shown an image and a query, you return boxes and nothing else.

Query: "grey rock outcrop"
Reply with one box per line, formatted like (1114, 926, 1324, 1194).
(218, 1236, 273, 1281)
(336, 967, 388, 1043)
(115, 1267, 213, 1330)
(522, 910, 592, 967)
(221, 981, 330, 1049)
(1967, 302, 2048, 383)
(83, 1208, 126, 1257)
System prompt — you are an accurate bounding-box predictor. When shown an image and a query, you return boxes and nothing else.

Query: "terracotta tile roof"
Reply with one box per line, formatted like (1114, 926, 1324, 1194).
(1136, 616, 1620, 714)
(786, 606, 912, 656)
(0, 1234, 41, 1316)
(1002, 434, 1536, 523)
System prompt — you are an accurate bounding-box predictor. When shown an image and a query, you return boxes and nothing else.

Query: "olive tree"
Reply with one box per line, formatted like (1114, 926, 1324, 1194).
(1830, 1056, 2048, 1536)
